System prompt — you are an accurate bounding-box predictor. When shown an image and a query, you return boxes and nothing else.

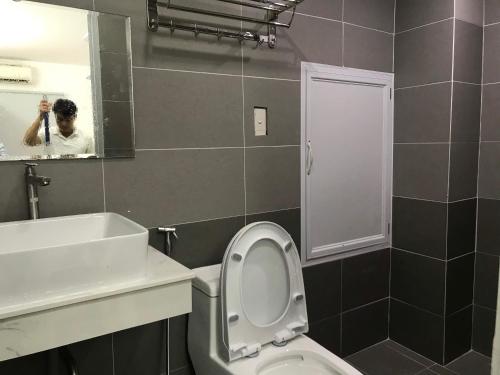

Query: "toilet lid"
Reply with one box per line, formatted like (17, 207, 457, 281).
(220, 222, 309, 362)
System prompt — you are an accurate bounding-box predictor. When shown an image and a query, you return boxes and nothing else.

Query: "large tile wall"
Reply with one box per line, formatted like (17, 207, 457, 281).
(391, 0, 482, 365)
(474, 0, 500, 358)
(0, 0, 395, 374)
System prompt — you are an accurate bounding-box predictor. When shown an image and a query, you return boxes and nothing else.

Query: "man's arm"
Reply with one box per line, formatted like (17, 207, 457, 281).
(24, 100, 51, 147)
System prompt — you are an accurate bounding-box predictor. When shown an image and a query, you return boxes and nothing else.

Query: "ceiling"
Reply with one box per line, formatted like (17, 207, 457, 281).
(0, 0, 91, 65)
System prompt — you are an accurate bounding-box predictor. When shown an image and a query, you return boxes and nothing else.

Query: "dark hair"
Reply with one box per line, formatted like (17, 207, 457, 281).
(53, 99, 78, 118)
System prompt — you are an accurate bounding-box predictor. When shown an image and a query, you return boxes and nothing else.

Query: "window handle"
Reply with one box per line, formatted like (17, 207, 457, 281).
(306, 140, 313, 175)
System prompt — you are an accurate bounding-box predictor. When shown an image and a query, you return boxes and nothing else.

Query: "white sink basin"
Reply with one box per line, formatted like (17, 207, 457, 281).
(0, 213, 148, 311)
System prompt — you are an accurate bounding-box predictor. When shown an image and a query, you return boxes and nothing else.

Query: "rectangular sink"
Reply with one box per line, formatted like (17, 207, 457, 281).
(0, 213, 148, 311)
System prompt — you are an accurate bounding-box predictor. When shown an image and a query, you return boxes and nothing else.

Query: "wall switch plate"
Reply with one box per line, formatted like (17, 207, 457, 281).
(254, 107, 267, 136)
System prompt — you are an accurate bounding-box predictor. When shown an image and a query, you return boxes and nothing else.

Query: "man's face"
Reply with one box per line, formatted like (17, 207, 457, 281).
(56, 113, 76, 131)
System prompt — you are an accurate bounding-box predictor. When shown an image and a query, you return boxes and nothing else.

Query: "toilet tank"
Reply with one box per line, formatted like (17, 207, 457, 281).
(188, 265, 224, 365)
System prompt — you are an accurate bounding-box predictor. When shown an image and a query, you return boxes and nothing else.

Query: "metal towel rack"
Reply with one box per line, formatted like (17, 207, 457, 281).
(147, 0, 304, 48)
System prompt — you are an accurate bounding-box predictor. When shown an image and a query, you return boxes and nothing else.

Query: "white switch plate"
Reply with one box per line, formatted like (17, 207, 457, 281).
(254, 107, 267, 136)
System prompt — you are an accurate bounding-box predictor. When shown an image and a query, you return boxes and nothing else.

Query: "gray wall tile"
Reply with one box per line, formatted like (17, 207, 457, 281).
(481, 84, 500, 141)
(485, 0, 500, 25)
(133, 68, 243, 149)
(100, 52, 131, 102)
(394, 83, 451, 143)
(36, 0, 93, 10)
(393, 143, 450, 201)
(98, 14, 129, 54)
(307, 315, 341, 356)
(395, 20, 454, 88)
(103, 101, 134, 152)
(104, 149, 245, 227)
(453, 20, 483, 84)
(242, 15, 342, 80)
(392, 197, 447, 259)
(344, 0, 396, 33)
(478, 142, 500, 199)
(449, 142, 479, 201)
(0, 160, 104, 223)
(66, 335, 113, 375)
(245, 146, 300, 214)
(344, 24, 394, 73)
(296, 0, 342, 20)
(243, 78, 300, 146)
(451, 83, 481, 142)
(483, 24, 500, 84)
(455, 0, 484, 26)
(395, 0, 453, 33)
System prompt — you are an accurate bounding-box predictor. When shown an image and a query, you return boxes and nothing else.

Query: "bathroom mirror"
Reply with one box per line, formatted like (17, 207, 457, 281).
(0, 0, 134, 161)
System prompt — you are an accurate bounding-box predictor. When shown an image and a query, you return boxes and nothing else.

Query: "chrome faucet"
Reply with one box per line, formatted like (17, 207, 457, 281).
(25, 163, 51, 220)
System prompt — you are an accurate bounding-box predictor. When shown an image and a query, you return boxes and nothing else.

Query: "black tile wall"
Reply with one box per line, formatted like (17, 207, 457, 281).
(447, 199, 477, 259)
(474, 253, 499, 310)
(445, 254, 474, 315)
(306, 315, 342, 356)
(342, 249, 390, 310)
(303, 260, 342, 322)
(0, 0, 397, 372)
(65, 335, 114, 375)
(391, 249, 445, 315)
(392, 197, 447, 259)
(477, 199, 500, 256)
(444, 306, 473, 363)
(390, 299, 444, 364)
(448, 142, 479, 201)
(478, 143, 500, 200)
(395, 0, 453, 33)
(342, 299, 389, 357)
(473, 306, 496, 356)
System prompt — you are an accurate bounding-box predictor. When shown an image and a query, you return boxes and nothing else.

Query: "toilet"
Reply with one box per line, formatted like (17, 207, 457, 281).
(188, 222, 362, 375)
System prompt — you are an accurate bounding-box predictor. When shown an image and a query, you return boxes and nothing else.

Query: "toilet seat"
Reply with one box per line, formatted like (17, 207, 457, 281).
(220, 222, 308, 362)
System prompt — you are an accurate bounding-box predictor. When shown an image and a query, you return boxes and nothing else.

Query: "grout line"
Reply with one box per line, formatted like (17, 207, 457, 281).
(483, 81, 500, 86)
(289, 10, 342, 24)
(344, 339, 390, 359)
(132, 67, 297, 83)
(484, 20, 500, 27)
(241, 32, 247, 226)
(101, 159, 107, 212)
(394, 142, 451, 145)
(448, 251, 475, 262)
(442, 15, 456, 362)
(146, 207, 301, 229)
(392, 0, 396, 73)
(395, 81, 452, 90)
(395, 17, 454, 35)
(392, 247, 446, 262)
(474, 303, 497, 312)
(339, 255, 343, 355)
(454, 80, 481, 86)
(341, 0, 345, 68)
(342, 297, 389, 314)
(391, 297, 444, 318)
(385, 342, 434, 368)
(343, 21, 394, 35)
(393, 195, 478, 204)
(135, 145, 299, 152)
(111, 333, 116, 375)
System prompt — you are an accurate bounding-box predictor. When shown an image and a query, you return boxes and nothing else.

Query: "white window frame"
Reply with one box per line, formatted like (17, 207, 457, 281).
(300, 63, 394, 266)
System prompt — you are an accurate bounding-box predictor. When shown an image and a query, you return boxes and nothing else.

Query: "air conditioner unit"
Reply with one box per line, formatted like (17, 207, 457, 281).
(0, 64, 32, 84)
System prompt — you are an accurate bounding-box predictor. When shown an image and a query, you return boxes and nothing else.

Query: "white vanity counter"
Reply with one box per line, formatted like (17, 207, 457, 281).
(0, 246, 194, 361)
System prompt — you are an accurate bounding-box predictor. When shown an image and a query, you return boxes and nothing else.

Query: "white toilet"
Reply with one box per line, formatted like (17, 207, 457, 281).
(188, 222, 362, 375)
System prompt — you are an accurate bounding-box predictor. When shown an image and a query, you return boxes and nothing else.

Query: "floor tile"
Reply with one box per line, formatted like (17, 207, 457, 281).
(446, 351, 491, 375)
(426, 364, 458, 374)
(346, 341, 426, 375)
(386, 340, 435, 367)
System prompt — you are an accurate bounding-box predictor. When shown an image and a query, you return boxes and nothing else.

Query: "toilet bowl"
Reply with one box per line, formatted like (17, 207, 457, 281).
(187, 222, 362, 375)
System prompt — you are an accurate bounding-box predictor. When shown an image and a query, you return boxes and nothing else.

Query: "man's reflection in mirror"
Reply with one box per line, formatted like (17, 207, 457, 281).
(23, 99, 94, 155)
(0, 141, 6, 157)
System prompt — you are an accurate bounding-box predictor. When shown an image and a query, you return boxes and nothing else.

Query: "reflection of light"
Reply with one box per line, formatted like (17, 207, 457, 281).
(0, 0, 43, 48)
